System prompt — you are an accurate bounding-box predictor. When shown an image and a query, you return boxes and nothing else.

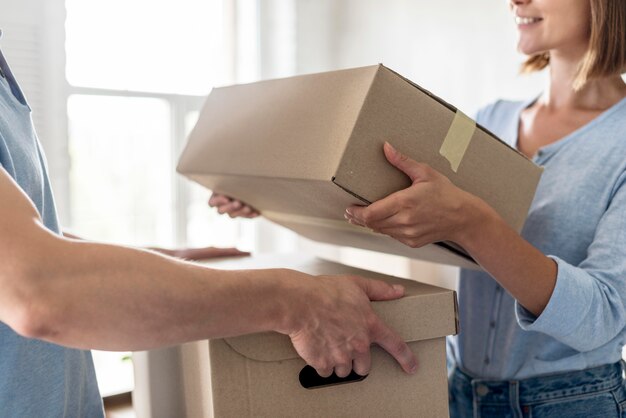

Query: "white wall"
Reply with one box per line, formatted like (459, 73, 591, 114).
(293, 0, 545, 116)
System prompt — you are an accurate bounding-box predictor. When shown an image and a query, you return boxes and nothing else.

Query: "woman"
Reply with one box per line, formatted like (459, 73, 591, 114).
(214, 0, 626, 415)
(347, 0, 626, 416)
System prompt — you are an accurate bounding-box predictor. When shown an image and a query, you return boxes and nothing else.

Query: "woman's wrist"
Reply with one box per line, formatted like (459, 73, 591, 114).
(453, 193, 503, 251)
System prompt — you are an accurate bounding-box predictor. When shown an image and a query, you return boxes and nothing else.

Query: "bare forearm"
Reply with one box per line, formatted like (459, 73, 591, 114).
(1, 167, 417, 375)
(23, 230, 291, 351)
(457, 197, 557, 316)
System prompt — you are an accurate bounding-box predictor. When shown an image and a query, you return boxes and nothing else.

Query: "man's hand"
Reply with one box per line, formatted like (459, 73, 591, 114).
(152, 246, 250, 261)
(209, 193, 260, 218)
(64, 232, 250, 262)
(281, 273, 418, 378)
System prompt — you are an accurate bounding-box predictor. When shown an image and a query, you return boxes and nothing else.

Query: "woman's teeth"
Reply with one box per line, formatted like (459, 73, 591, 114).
(516, 16, 542, 25)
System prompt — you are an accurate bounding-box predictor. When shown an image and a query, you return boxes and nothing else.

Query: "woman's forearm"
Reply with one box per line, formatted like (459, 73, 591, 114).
(344, 144, 557, 316)
(456, 196, 557, 316)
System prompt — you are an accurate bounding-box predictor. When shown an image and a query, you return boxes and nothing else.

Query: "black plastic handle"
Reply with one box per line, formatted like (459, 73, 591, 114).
(299, 365, 368, 389)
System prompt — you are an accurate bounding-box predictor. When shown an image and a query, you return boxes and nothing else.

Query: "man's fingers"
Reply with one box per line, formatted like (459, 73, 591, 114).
(373, 322, 417, 374)
(334, 362, 353, 378)
(175, 247, 250, 261)
(315, 367, 333, 378)
(356, 278, 405, 302)
(213, 247, 251, 257)
(383, 142, 427, 184)
(352, 351, 372, 377)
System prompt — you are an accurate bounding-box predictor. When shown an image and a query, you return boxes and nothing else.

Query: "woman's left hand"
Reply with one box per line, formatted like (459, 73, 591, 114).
(344, 142, 481, 249)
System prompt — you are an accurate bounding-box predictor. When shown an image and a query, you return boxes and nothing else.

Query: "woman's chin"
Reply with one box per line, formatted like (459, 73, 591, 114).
(517, 42, 546, 57)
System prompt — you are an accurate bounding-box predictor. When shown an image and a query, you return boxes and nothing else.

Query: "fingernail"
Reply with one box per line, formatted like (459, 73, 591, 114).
(409, 362, 418, 374)
(385, 141, 398, 155)
(345, 208, 353, 216)
(392, 284, 404, 293)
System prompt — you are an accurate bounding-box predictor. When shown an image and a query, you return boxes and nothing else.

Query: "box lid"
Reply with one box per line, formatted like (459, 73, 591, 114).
(202, 254, 458, 363)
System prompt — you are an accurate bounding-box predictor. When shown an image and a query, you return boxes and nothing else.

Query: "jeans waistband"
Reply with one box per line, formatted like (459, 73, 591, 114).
(452, 361, 625, 405)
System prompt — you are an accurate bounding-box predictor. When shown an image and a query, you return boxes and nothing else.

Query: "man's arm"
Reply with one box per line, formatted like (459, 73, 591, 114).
(62, 231, 250, 261)
(0, 168, 416, 377)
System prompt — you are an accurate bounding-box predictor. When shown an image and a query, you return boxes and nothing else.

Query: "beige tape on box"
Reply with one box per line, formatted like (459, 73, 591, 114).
(439, 110, 476, 172)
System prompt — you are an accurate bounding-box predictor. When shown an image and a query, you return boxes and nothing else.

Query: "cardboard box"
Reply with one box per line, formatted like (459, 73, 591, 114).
(192, 254, 458, 418)
(177, 64, 542, 269)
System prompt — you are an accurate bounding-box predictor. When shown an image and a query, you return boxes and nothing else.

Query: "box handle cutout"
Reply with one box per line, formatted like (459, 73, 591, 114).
(299, 365, 368, 389)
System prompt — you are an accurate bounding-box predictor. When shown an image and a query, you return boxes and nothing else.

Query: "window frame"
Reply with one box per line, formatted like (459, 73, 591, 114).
(67, 85, 206, 247)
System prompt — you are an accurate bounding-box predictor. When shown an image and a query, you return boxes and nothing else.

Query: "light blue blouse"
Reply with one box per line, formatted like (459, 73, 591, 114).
(0, 45, 104, 416)
(448, 97, 626, 380)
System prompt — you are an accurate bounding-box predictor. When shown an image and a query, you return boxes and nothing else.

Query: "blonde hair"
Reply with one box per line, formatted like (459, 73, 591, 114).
(521, 0, 626, 90)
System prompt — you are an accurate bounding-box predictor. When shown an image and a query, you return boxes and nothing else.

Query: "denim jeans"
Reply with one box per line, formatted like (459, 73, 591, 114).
(449, 362, 626, 418)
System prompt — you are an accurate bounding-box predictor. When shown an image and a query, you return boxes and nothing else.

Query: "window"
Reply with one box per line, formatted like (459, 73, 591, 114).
(65, 0, 226, 95)
(68, 95, 173, 247)
(65, 0, 260, 397)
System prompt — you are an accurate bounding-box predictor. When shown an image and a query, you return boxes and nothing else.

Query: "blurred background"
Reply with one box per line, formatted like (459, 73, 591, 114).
(0, 0, 547, 416)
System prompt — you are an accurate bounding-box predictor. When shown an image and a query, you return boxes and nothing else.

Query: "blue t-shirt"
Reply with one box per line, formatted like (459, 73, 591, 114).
(0, 47, 104, 416)
(448, 97, 626, 380)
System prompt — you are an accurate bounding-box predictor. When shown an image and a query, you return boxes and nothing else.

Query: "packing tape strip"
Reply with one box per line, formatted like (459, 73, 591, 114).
(439, 110, 476, 172)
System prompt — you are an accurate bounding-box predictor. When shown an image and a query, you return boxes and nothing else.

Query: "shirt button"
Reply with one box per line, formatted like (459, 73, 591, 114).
(484, 357, 490, 365)
(490, 321, 496, 328)
(495, 286, 501, 293)
(476, 384, 489, 397)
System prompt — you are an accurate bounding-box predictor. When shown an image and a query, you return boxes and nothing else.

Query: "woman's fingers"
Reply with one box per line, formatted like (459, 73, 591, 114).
(208, 193, 260, 218)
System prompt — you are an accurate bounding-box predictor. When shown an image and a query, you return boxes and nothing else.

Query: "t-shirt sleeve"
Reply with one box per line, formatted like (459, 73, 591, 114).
(515, 170, 626, 351)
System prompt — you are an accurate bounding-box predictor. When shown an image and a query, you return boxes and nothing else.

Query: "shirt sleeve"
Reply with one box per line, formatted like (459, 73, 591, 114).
(515, 170, 626, 352)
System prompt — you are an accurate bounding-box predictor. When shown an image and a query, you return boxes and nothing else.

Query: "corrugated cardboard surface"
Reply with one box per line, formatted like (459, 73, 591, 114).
(178, 66, 378, 181)
(178, 64, 543, 268)
(210, 338, 447, 418)
(334, 66, 540, 232)
(201, 254, 457, 418)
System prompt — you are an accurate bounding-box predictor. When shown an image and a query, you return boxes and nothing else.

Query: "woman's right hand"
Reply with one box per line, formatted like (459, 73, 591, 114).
(208, 193, 260, 218)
